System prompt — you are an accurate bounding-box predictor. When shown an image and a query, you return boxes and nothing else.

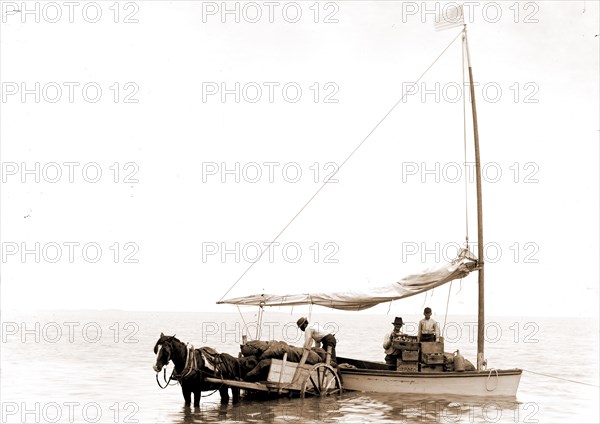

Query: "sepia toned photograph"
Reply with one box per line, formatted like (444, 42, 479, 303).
(1, 1, 598, 423)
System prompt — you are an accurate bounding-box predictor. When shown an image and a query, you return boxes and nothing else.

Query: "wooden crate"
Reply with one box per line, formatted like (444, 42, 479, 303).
(420, 341, 444, 354)
(401, 350, 419, 362)
(392, 341, 420, 351)
(392, 335, 418, 351)
(397, 362, 418, 373)
(422, 353, 444, 365)
(420, 364, 445, 373)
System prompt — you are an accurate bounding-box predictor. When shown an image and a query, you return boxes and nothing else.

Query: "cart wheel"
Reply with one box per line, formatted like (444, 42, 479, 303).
(300, 364, 342, 398)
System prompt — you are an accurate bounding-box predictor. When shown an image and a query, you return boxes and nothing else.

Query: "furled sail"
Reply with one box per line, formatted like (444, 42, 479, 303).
(218, 248, 478, 311)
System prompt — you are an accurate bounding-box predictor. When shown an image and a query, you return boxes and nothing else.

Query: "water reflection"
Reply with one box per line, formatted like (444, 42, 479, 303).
(336, 393, 522, 423)
(172, 395, 345, 423)
(340, 393, 520, 423)
(168, 392, 522, 423)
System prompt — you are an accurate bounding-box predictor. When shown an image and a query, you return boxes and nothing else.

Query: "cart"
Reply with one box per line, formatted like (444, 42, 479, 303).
(204, 348, 342, 398)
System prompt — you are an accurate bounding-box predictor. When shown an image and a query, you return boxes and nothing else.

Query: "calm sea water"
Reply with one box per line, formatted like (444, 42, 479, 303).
(1, 310, 598, 423)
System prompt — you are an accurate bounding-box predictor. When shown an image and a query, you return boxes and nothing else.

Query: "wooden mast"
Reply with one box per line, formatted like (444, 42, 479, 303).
(463, 26, 485, 372)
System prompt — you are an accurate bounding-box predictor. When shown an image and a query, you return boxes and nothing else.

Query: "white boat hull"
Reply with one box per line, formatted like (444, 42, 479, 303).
(339, 367, 522, 397)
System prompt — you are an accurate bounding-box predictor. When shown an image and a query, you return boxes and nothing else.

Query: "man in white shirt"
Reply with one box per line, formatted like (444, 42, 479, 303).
(418, 307, 440, 342)
(297, 317, 337, 361)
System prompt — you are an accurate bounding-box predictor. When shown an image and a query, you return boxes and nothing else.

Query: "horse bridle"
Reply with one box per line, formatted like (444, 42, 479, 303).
(155, 340, 178, 389)
(156, 367, 177, 389)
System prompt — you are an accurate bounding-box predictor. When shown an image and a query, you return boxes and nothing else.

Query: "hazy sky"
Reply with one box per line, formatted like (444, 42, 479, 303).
(1, 1, 598, 318)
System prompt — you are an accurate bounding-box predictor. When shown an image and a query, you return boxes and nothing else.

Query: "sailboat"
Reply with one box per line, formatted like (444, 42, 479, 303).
(218, 13, 522, 398)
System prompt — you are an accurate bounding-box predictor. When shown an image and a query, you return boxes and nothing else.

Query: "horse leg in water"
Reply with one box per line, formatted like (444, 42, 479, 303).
(219, 386, 230, 403)
(231, 387, 240, 403)
(193, 388, 201, 408)
(180, 382, 192, 406)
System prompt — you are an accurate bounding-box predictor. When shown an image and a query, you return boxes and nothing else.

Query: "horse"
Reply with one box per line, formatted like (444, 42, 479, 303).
(153, 333, 257, 406)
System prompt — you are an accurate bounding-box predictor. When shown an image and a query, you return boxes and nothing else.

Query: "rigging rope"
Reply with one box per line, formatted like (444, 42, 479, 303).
(420, 291, 428, 310)
(442, 281, 453, 332)
(236, 305, 248, 329)
(461, 30, 470, 248)
(255, 306, 263, 340)
(219, 29, 465, 302)
(523, 369, 600, 388)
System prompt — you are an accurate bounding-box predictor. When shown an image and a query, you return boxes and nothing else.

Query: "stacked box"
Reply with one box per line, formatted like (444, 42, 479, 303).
(401, 350, 419, 362)
(392, 335, 419, 351)
(395, 335, 418, 342)
(420, 341, 444, 354)
(396, 359, 418, 372)
(392, 341, 420, 351)
(420, 364, 445, 373)
(422, 353, 444, 365)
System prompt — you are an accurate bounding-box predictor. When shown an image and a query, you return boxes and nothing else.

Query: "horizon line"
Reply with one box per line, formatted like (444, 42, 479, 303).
(1, 307, 597, 320)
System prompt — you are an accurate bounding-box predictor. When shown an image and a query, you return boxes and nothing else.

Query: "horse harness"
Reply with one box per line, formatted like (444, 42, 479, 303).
(156, 345, 228, 389)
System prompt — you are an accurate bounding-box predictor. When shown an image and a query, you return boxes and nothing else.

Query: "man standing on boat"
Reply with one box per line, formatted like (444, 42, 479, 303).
(383, 316, 405, 365)
(418, 307, 440, 342)
(296, 317, 337, 361)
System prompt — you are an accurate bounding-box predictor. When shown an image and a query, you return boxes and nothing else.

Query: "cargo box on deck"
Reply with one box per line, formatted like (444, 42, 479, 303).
(422, 353, 444, 365)
(392, 341, 420, 351)
(401, 350, 419, 362)
(396, 361, 418, 373)
(392, 335, 419, 351)
(420, 364, 445, 373)
(420, 341, 444, 354)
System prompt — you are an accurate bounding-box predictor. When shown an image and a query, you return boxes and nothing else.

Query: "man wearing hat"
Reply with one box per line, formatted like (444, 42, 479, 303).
(418, 307, 440, 342)
(296, 317, 337, 361)
(383, 316, 406, 365)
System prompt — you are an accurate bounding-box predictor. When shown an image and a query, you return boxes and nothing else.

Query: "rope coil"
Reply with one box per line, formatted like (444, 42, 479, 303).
(485, 368, 498, 391)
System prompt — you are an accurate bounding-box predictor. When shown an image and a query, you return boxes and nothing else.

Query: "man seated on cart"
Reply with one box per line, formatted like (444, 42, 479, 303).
(296, 317, 337, 362)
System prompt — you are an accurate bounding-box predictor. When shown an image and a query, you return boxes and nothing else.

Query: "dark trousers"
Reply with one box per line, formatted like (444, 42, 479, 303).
(320, 334, 337, 362)
(420, 333, 436, 342)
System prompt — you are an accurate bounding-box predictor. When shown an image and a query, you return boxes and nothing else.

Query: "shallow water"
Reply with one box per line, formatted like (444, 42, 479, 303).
(1, 310, 598, 423)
